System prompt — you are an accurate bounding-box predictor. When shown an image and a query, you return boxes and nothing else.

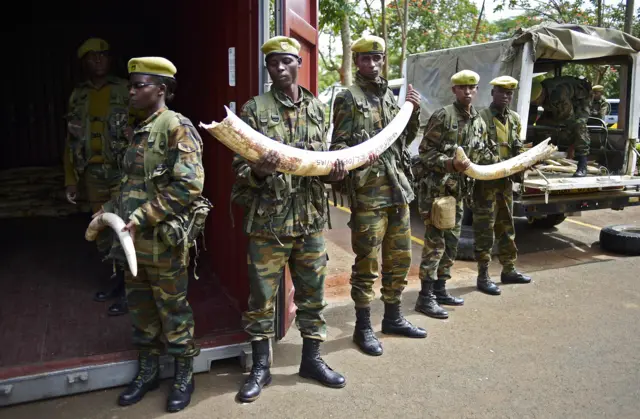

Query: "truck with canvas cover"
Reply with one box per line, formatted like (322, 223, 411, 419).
(405, 24, 640, 233)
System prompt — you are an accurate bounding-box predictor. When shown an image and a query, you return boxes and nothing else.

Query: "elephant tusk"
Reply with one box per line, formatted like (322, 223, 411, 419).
(199, 103, 415, 177)
(85, 212, 138, 277)
(455, 138, 558, 181)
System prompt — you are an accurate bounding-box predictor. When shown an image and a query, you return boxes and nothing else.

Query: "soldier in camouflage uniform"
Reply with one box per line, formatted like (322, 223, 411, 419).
(330, 34, 426, 357)
(415, 70, 498, 319)
(98, 57, 205, 413)
(64, 38, 132, 316)
(530, 75, 592, 177)
(232, 36, 347, 403)
(589, 85, 609, 121)
(474, 76, 532, 296)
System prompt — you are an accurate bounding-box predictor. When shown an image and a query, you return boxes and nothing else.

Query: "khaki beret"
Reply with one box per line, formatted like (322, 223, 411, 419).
(351, 35, 386, 54)
(490, 75, 518, 90)
(261, 36, 301, 57)
(77, 38, 109, 59)
(592, 85, 604, 92)
(451, 70, 480, 86)
(128, 57, 177, 79)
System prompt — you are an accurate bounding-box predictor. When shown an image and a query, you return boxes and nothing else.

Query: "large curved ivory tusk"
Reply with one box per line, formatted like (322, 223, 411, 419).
(199, 103, 415, 176)
(85, 213, 138, 277)
(454, 138, 558, 181)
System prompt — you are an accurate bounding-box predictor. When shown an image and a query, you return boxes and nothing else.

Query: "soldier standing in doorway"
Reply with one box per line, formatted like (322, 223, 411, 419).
(589, 84, 609, 121)
(474, 76, 532, 296)
(330, 35, 426, 357)
(64, 38, 131, 316)
(232, 36, 347, 403)
(98, 57, 207, 412)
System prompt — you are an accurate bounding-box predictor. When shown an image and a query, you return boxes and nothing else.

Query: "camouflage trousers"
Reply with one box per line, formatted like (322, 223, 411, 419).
(538, 115, 590, 157)
(83, 164, 121, 254)
(243, 232, 328, 341)
(125, 262, 199, 357)
(472, 179, 517, 272)
(418, 200, 463, 282)
(349, 205, 411, 307)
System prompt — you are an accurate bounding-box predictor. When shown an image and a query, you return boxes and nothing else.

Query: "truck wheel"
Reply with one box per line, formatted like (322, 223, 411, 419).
(456, 225, 498, 261)
(599, 225, 640, 255)
(527, 213, 566, 229)
(462, 204, 473, 227)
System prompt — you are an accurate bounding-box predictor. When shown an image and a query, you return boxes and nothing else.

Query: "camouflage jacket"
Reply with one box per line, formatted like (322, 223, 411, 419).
(330, 72, 420, 211)
(416, 102, 497, 216)
(479, 104, 523, 184)
(540, 76, 591, 123)
(64, 76, 131, 178)
(231, 86, 328, 239)
(103, 107, 205, 267)
(589, 97, 608, 120)
(479, 104, 523, 160)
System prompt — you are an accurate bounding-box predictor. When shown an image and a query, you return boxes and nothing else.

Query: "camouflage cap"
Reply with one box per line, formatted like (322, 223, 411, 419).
(490, 75, 518, 90)
(128, 57, 177, 79)
(451, 70, 480, 86)
(77, 38, 109, 59)
(592, 84, 604, 91)
(261, 36, 301, 57)
(351, 35, 386, 54)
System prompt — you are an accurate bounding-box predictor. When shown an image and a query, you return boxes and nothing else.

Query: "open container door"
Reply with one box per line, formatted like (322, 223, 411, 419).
(275, 0, 320, 340)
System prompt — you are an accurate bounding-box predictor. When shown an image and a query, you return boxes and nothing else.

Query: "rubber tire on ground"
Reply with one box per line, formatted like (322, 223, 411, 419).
(461, 204, 473, 227)
(456, 225, 498, 261)
(527, 213, 566, 229)
(599, 224, 640, 255)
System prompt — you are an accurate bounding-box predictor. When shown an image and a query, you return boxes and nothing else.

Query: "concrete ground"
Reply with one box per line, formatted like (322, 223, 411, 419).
(4, 207, 640, 419)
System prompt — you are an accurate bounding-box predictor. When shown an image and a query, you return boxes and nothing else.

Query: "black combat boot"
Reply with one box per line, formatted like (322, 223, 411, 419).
(237, 339, 272, 403)
(353, 307, 383, 356)
(299, 338, 346, 388)
(501, 270, 532, 284)
(118, 352, 160, 406)
(381, 303, 427, 337)
(434, 279, 464, 306)
(167, 357, 195, 412)
(573, 155, 588, 178)
(415, 280, 448, 319)
(477, 266, 501, 296)
(94, 268, 125, 302)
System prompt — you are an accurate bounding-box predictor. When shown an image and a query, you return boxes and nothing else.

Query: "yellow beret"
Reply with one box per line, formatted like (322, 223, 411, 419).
(261, 36, 301, 57)
(533, 74, 546, 83)
(490, 75, 518, 90)
(128, 57, 177, 79)
(77, 38, 109, 59)
(592, 85, 604, 91)
(531, 81, 543, 101)
(451, 70, 480, 86)
(352, 35, 386, 54)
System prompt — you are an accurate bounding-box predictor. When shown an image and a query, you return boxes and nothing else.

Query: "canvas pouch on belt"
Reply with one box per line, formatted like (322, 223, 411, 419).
(431, 195, 456, 230)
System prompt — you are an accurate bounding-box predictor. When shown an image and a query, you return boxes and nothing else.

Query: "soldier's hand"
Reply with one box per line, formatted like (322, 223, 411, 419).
(66, 185, 77, 205)
(453, 155, 470, 172)
(91, 208, 104, 219)
(251, 150, 280, 179)
(362, 152, 379, 169)
(406, 84, 421, 110)
(327, 159, 348, 182)
(122, 221, 137, 241)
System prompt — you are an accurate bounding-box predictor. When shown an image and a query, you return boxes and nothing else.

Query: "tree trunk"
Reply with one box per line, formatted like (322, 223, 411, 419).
(381, 0, 389, 79)
(625, 0, 635, 34)
(472, 0, 485, 43)
(340, 13, 352, 86)
(399, 0, 409, 76)
(597, 0, 603, 27)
